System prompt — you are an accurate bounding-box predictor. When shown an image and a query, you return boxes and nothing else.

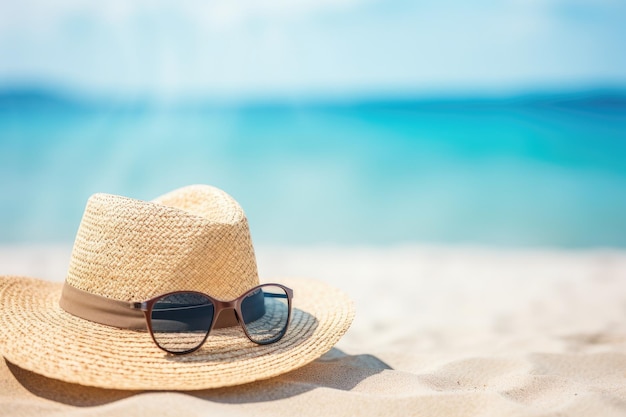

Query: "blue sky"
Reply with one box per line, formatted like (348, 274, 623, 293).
(0, 0, 625, 99)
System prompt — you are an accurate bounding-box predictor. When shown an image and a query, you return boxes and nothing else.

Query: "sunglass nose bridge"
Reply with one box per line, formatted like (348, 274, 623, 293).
(211, 299, 240, 325)
(213, 299, 237, 311)
(213, 300, 237, 319)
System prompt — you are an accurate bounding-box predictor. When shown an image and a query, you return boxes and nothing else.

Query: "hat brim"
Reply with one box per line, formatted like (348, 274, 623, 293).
(0, 276, 354, 390)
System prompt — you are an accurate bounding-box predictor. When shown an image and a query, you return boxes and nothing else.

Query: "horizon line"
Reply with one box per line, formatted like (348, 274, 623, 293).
(1, 84, 625, 109)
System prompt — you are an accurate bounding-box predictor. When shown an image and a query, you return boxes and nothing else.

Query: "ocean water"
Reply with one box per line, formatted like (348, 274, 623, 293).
(1, 90, 625, 247)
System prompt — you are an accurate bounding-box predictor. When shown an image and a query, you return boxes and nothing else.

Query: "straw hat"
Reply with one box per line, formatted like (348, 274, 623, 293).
(0, 185, 354, 390)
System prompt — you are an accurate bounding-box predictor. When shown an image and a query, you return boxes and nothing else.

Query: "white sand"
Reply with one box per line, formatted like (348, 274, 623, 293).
(1, 245, 625, 416)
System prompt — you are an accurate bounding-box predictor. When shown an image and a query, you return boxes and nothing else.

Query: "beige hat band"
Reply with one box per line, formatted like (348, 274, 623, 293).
(58, 283, 257, 330)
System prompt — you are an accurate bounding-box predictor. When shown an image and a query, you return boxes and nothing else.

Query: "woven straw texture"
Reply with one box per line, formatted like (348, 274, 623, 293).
(0, 185, 355, 390)
(67, 185, 259, 301)
(0, 275, 354, 390)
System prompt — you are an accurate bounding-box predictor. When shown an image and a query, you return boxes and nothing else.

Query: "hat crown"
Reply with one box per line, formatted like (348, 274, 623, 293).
(65, 185, 259, 302)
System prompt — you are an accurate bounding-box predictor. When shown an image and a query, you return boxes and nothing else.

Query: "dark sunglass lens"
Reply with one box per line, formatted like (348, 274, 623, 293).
(240, 285, 290, 344)
(150, 292, 214, 354)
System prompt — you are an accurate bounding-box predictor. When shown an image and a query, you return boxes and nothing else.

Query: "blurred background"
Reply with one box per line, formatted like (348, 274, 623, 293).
(0, 0, 625, 247)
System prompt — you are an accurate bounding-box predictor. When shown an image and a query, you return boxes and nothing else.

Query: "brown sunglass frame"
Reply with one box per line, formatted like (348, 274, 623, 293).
(131, 283, 294, 355)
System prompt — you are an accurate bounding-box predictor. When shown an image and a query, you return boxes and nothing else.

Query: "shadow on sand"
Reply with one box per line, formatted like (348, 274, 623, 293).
(6, 349, 392, 407)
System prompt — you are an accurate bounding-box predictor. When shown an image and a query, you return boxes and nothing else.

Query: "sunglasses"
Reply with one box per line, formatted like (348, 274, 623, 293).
(130, 284, 293, 355)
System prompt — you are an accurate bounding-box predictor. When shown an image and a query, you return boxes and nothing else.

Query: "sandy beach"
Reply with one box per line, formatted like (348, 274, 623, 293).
(1, 244, 625, 416)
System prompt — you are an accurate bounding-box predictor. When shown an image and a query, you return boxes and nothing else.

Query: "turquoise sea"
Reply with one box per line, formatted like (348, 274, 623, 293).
(1, 90, 625, 247)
